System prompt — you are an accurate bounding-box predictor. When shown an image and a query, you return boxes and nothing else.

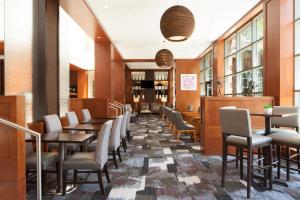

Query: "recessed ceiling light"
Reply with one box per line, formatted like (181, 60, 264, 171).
(104, 5, 110, 9)
(97, 36, 101, 39)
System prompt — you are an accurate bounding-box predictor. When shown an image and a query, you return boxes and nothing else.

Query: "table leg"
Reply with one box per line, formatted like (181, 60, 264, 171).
(58, 143, 65, 193)
(265, 117, 271, 135)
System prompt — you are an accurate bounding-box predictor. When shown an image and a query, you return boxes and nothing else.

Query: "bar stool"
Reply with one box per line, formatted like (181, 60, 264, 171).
(220, 108, 273, 198)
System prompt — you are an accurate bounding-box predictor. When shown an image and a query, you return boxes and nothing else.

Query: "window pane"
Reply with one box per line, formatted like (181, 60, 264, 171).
(206, 67, 213, 81)
(225, 55, 237, 75)
(296, 20, 300, 55)
(295, 56, 300, 90)
(253, 14, 263, 41)
(237, 47, 252, 72)
(238, 23, 252, 49)
(295, 92, 300, 106)
(253, 67, 263, 93)
(200, 84, 205, 96)
(237, 71, 252, 94)
(253, 40, 264, 67)
(225, 34, 236, 56)
(200, 60, 205, 70)
(200, 70, 205, 83)
(225, 75, 237, 94)
(296, 0, 300, 20)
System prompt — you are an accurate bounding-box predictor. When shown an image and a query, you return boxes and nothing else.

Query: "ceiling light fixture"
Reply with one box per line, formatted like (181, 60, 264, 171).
(104, 5, 110, 9)
(155, 49, 175, 68)
(97, 36, 101, 39)
(160, 5, 195, 42)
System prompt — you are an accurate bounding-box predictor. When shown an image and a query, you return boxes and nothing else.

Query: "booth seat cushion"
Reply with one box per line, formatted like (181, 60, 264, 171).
(268, 131, 300, 146)
(226, 134, 272, 146)
(26, 152, 59, 170)
(64, 152, 99, 170)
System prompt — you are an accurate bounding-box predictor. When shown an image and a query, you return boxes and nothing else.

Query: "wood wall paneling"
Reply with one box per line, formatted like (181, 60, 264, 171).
(213, 40, 225, 96)
(0, 41, 4, 55)
(0, 96, 26, 200)
(264, 0, 294, 105)
(175, 59, 200, 112)
(94, 41, 111, 99)
(111, 46, 125, 103)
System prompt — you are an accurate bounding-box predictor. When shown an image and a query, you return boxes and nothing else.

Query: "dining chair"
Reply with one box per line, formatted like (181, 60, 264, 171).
(267, 106, 300, 181)
(25, 136, 59, 195)
(172, 111, 196, 141)
(66, 111, 79, 126)
(63, 120, 113, 195)
(125, 104, 138, 122)
(126, 108, 132, 142)
(220, 108, 273, 198)
(121, 111, 129, 152)
(82, 109, 92, 121)
(109, 115, 124, 168)
(44, 114, 63, 151)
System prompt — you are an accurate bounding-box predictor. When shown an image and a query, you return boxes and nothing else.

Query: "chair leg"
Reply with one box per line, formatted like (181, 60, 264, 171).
(122, 138, 127, 152)
(42, 170, 47, 195)
(268, 145, 273, 190)
(263, 147, 268, 187)
(176, 131, 180, 142)
(258, 148, 261, 173)
(236, 147, 239, 168)
(221, 137, 228, 187)
(73, 170, 78, 183)
(56, 162, 59, 187)
(112, 150, 118, 169)
(117, 147, 122, 162)
(297, 148, 300, 174)
(247, 145, 253, 199)
(286, 147, 290, 181)
(104, 163, 110, 183)
(62, 170, 67, 196)
(276, 145, 281, 179)
(240, 147, 243, 180)
(97, 170, 105, 195)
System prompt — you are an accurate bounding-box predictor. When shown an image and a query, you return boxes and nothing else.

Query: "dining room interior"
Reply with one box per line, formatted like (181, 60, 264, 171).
(0, 0, 300, 199)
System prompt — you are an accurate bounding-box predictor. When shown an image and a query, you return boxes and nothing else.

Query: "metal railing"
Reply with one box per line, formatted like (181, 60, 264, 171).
(111, 101, 126, 114)
(0, 118, 42, 200)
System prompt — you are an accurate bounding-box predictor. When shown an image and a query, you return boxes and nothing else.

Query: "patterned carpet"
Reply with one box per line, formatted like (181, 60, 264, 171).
(28, 115, 300, 199)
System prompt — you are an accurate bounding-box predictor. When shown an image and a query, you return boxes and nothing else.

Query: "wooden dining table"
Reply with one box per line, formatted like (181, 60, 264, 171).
(80, 118, 112, 125)
(250, 112, 297, 135)
(63, 124, 103, 133)
(26, 132, 94, 193)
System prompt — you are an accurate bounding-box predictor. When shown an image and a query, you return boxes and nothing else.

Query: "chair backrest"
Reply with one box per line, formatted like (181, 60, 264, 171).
(110, 115, 123, 150)
(170, 111, 177, 124)
(66, 111, 79, 126)
(121, 111, 129, 137)
(125, 104, 132, 110)
(82, 109, 92, 121)
(172, 111, 188, 130)
(95, 120, 113, 169)
(271, 106, 299, 129)
(151, 103, 160, 111)
(126, 108, 132, 130)
(140, 102, 150, 110)
(219, 108, 252, 137)
(187, 104, 193, 112)
(44, 114, 63, 133)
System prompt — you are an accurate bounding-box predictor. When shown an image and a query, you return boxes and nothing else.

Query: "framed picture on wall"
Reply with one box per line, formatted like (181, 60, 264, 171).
(180, 74, 197, 91)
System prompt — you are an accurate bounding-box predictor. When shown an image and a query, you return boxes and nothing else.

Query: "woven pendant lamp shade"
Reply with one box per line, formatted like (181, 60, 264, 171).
(160, 5, 195, 42)
(155, 49, 174, 68)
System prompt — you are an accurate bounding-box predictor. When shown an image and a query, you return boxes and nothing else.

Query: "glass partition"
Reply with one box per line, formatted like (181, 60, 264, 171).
(224, 13, 263, 96)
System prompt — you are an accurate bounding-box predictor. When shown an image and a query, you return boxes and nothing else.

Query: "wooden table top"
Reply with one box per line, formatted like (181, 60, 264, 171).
(26, 132, 94, 143)
(80, 118, 111, 124)
(250, 112, 297, 117)
(63, 124, 102, 131)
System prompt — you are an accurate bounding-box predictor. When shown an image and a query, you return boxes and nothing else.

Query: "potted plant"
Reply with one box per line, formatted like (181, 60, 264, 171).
(264, 104, 273, 114)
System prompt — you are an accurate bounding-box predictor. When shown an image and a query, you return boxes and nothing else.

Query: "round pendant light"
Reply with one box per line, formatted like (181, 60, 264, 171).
(155, 49, 174, 68)
(160, 5, 195, 42)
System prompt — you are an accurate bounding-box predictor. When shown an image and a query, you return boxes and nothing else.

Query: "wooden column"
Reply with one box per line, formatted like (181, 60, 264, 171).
(0, 96, 26, 200)
(264, 0, 294, 105)
(94, 41, 112, 99)
(213, 40, 225, 96)
(175, 59, 200, 112)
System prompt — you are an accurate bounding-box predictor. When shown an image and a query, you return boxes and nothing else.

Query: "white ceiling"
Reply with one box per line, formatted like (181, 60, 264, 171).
(126, 62, 170, 70)
(85, 0, 260, 61)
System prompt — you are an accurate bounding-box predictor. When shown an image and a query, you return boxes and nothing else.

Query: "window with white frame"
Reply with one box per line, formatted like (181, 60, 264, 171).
(224, 13, 264, 96)
(200, 51, 213, 96)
